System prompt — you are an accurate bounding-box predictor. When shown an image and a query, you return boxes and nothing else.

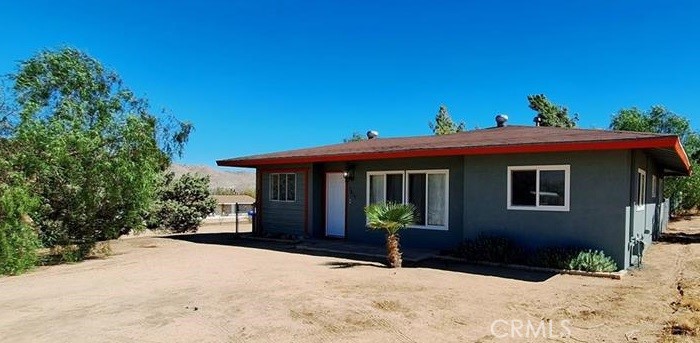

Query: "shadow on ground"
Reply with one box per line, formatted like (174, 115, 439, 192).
(164, 232, 557, 282)
(658, 232, 700, 244)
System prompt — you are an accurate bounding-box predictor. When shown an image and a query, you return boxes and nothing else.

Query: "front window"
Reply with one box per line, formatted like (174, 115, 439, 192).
(270, 173, 296, 202)
(367, 172, 404, 204)
(366, 170, 449, 230)
(407, 171, 448, 228)
(507, 165, 570, 211)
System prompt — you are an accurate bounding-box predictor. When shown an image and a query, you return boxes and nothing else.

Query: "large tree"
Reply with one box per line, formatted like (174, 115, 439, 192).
(7, 47, 192, 257)
(527, 94, 578, 128)
(610, 106, 700, 212)
(429, 105, 465, 135)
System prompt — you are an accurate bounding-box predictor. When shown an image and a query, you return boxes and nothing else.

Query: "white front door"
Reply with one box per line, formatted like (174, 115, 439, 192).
(325, 172, 346, 237)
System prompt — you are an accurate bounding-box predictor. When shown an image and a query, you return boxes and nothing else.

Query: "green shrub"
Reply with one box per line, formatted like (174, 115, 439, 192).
(527, 247, 580, 269)
(454, 235, 525, 264)
(0, 182, 41, 275)
(451, 235, 619, 272)
(568, 250, 618, 272)
(146, 172, 217, 233)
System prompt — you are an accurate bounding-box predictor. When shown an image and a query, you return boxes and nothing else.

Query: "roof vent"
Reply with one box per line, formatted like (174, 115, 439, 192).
(495, 114, 509, 127)
(533, 116, 542, 126)
(367, 130, 379, 139)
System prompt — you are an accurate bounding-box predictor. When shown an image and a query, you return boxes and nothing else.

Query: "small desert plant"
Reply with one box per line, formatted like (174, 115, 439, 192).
(568, 250, 618, 272)
(365, 202, 417, 268)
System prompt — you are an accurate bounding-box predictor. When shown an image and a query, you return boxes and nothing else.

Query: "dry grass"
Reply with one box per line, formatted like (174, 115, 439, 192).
(371, 300, 403, 312)
(679, 297, 700, 312)
(88, 241, 112, 258)
(666, 313, 700, 336)
(663, 260, 700, 340)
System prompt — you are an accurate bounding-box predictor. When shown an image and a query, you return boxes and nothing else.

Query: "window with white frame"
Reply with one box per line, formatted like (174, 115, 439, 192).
(407, 170, 449, 229)
(367, 171, 404, 205)
(366, 170, 449, 230)
(270, 173, 296, 202)
(651, 174, 657, 199)
(637, 169, 646, 210)
(507, 165, 570, 211)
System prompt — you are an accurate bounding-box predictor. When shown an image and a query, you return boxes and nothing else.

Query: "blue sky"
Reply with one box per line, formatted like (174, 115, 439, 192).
(2, 1, 699, 166)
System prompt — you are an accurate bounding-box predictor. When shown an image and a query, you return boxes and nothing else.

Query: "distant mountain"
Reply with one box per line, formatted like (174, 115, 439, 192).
(168, 164, 255, 191)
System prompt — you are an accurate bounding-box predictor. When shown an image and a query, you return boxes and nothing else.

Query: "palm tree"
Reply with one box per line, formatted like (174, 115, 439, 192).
(364, 202, 417, 268)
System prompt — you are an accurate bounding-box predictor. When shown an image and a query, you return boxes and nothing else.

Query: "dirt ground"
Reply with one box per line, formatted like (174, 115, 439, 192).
(1, 219, 700, 342)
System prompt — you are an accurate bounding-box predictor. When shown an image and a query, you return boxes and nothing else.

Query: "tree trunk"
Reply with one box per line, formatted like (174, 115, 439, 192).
(386, 233, 402, 268)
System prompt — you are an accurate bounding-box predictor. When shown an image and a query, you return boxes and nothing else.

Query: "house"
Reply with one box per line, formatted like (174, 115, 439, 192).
(216, 120, 691, 270)
(211, 194, 255, 217)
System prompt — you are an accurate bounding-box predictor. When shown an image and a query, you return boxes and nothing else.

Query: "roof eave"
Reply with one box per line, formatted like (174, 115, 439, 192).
(217, 136, 690, 172)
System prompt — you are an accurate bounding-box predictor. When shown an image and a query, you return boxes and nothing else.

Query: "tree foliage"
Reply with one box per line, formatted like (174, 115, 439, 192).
(610, 106, 700, 212)
(0, 144, 41, 275)
(343, 132, 366, 142)
(429, 105, 464, 135)
(146, 173, 217, 233)
(527, 94, 578, 128)
(5, 47, 192, 258)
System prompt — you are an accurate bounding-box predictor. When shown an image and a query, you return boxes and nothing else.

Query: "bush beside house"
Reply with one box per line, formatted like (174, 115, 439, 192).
(450, 235, 618, 273)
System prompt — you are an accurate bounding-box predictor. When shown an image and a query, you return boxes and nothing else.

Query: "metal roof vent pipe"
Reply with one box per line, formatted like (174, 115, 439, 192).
(495, 114, 509, 127)
(533, 116, 542, 126)
(367, 130, 379, 139)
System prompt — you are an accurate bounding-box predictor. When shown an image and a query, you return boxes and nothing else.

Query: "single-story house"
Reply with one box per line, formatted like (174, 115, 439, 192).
(216, 121, 691, 270)
(211, 194, 256, 217)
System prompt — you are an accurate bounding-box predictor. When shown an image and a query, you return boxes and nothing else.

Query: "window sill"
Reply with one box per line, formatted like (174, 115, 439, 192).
(408, 225, 449, 231)
(507, 206, 570, 212)
(271, 200, 297, 203)
(635, 206, 645, 212)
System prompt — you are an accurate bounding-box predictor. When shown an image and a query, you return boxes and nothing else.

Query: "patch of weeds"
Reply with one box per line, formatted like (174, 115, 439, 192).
(666, 314, 700, 336)
(680, 296, 700, 312)
(88, 242, 112, 258)
(56, 245, 82, 263)
(40, 245, 84, 265)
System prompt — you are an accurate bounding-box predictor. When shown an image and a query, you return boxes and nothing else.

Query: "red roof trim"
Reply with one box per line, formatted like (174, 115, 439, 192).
(218, 136, 686, 171)
(674, 139, 693, 175)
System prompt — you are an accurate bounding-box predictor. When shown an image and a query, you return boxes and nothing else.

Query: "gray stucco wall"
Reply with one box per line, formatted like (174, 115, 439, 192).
(260, 166, 309, 236)
(255, 149, 668, 270)
(463, 151, 631, 269)
(628, 150, 664, 267)
(314, 157, 464, 250)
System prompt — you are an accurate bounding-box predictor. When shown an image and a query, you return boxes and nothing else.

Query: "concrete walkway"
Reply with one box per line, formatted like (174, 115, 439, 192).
(295, 239, 438, 262)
